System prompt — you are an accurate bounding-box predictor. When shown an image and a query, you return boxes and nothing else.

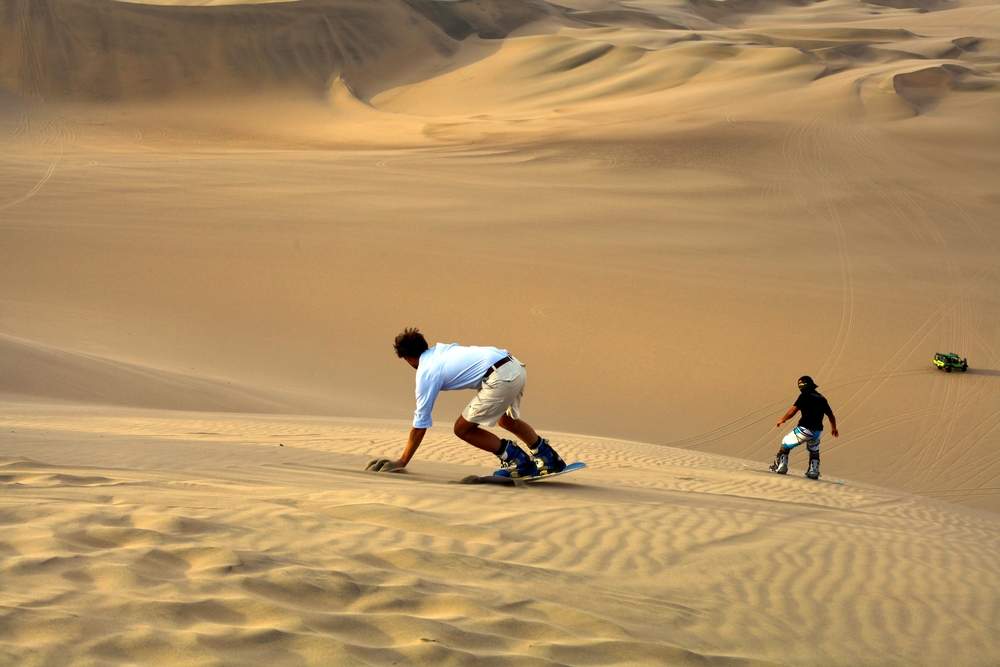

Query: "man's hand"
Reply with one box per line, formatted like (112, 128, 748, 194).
(365, 458, 406, 473)
(775, 419, 785, 428)
(831, 428, 839, 437)
(367, 428, 425, 473)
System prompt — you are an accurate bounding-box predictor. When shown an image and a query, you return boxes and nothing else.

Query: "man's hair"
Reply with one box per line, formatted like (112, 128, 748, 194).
(394, 327, 429, 358)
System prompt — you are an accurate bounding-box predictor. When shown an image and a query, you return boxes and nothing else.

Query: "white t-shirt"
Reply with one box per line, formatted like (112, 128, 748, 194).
(412, 343, 509, 428)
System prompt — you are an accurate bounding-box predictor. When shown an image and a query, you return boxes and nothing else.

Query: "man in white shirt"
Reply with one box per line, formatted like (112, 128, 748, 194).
(367, 328, 566, 478)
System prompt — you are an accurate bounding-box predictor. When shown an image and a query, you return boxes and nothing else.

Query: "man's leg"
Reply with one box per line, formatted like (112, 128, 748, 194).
(453, 416, 502, 454)
(500, 413, 566, 473)
(769, 447, 790, 474)
(455, 415, 538, 478)
(497, 413, 539, 448)
(805, 437, 821, 479)
(456, 364, 543, 477)
(771, 429, 801, 474)
(491, 363, 565, 474)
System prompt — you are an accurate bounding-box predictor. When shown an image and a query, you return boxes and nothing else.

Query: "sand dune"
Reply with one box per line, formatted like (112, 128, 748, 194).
(0, 332, 308, 412)
(2, 0, 1000, 664)
(1, 409, 999, 665)
(4, 0, 996, 127)
(3, 125, 997, 508)
(0, 0, 557, 101)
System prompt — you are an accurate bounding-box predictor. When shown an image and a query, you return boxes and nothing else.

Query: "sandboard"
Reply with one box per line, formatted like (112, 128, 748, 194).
(460, 461, 587, 485)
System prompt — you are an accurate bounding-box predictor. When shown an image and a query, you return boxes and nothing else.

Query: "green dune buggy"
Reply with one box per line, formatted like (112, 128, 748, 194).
(933, 352, 968, 372)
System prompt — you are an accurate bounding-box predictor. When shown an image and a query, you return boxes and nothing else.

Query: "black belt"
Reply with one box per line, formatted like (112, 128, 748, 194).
(482, 355, 513, 382)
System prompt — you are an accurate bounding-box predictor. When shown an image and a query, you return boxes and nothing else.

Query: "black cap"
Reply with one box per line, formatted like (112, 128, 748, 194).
(798, 375, 817, 390)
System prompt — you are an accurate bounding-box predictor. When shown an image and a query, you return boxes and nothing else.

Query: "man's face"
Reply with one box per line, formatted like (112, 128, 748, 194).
(406, 356, 419, 370)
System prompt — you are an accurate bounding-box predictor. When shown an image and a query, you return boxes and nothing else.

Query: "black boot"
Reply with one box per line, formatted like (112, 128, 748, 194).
(494, 440, 539, 479)
(806, 453, 820, 479)
(769, 450, 789, 474)
(530, 437, 566, 475)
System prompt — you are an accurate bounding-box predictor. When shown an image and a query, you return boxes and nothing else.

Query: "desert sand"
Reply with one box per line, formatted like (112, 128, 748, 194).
(2, 0, 1000, 664)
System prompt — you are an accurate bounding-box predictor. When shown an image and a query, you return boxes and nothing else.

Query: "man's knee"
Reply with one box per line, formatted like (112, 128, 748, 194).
(454, 417, 476, 439)
(781, 432, 802, 449)
(498, 413, 515, 429)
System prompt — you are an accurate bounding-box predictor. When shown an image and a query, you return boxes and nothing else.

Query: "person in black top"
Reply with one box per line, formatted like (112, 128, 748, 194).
(769, 376, 839, 479)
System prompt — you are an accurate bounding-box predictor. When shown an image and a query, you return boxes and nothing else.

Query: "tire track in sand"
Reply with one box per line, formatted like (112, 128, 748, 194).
(1, 2, 65, 214)
(0, 149, 61, 213)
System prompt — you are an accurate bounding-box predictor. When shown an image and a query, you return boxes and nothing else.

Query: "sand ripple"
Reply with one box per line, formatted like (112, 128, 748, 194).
(1, 411, 998, 665)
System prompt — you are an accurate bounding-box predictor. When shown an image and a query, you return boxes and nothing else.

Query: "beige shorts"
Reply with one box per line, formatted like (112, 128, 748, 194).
(462, 358, 526, 427)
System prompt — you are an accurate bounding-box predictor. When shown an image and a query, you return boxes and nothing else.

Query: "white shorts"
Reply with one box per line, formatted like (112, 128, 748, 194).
(781, 426, 822, 452)
(462, 358, 526, 427)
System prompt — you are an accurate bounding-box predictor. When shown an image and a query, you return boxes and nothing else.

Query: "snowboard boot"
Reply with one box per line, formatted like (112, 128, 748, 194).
(494, 439, 539, 479)
(806, 455, 821, 480)
(769, 451, 789, 474)
(530, 437, 566, 475)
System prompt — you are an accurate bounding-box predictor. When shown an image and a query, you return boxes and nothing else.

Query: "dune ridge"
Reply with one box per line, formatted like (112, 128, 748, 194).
(1, 0, 997, 136)
(0, 332, 315, 413)
(0, 0, 558, 101)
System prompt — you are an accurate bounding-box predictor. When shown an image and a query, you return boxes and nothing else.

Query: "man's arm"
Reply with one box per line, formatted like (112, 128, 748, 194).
(398, 427, 426, 466)
(376, 369, 438, 470)
(775, 406, 798, 428)
(826, 408, 839, 437)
